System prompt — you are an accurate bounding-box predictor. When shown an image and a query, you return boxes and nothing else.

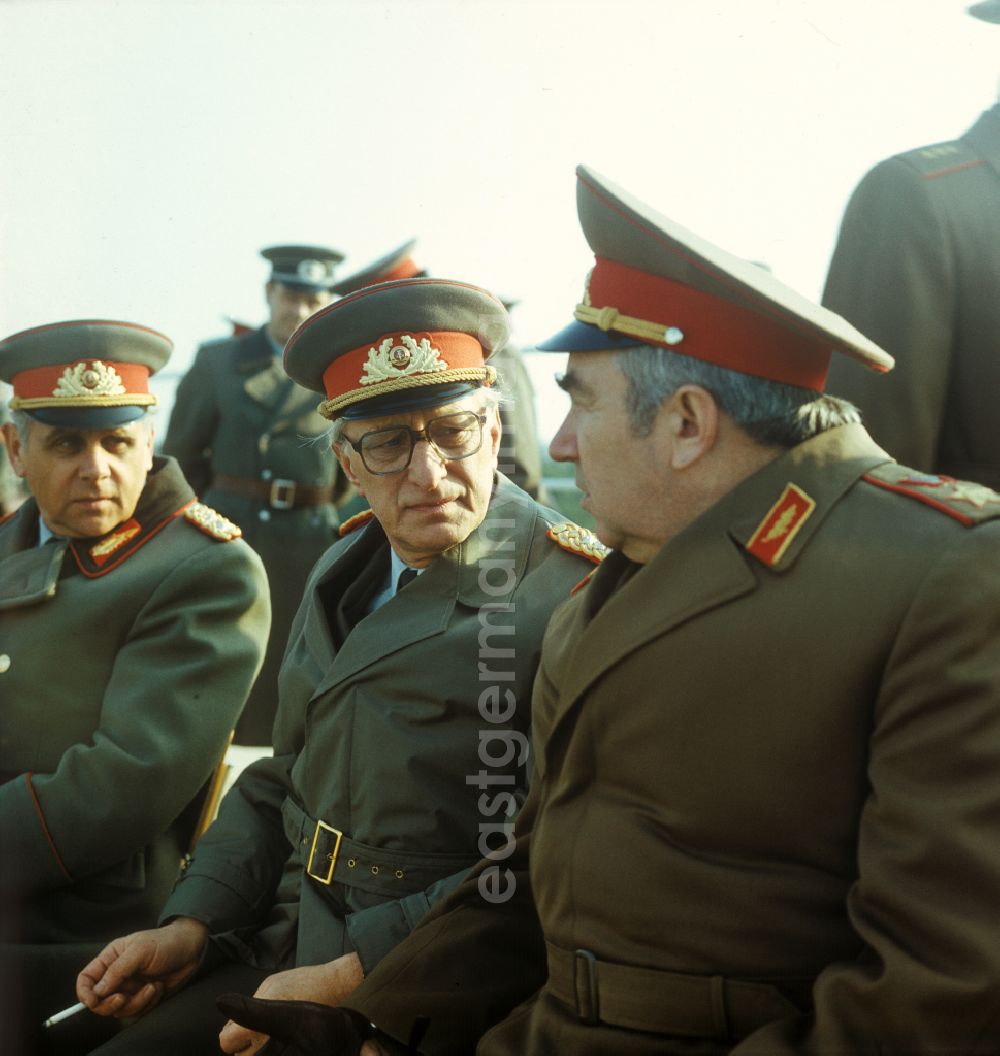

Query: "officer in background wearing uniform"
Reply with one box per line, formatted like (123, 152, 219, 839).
(331, 240, 546, 499)
(821, 1, 1000, 487)
(218, 167, 1000, 1054)
(76, 279, 602, 1055)
(0, 320, 270, 1054)
(164, 244, 348, 745)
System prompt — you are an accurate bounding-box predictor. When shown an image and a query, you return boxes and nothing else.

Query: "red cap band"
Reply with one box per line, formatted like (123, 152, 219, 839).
(322, 331, 485, 403)
(587, 257, 831, 390)
(12, 360, 152, 402)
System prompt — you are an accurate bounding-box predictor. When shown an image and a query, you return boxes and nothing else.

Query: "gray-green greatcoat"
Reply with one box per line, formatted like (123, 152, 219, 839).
(161, 477, 597, 978)
(163, 327, 350, 744)
(489, 343, 544, 501)
(0, 457, 270, 945)
(823, 104, 1000, 487)
(348, 425, 1000, 1054)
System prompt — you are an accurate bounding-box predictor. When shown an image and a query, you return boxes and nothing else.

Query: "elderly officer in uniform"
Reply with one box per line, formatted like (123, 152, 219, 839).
(821, 2, 1000, 487)
(219, 167, 1000, 1055)
(164, 244, 349, 745)
(331, 240, 545, 500)
(76, 279, 602, 1055)
(0, 320, 270, 1053)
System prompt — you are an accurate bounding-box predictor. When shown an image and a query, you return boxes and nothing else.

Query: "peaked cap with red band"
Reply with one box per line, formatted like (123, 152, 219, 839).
(330, 239, 424, 297)
(538, 165, 894, 391)
(283, 277, 509, 420)
(0, 319, 173, 428)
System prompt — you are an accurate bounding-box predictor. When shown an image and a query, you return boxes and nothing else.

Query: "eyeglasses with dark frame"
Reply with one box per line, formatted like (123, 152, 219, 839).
(341, 409, 489, 476)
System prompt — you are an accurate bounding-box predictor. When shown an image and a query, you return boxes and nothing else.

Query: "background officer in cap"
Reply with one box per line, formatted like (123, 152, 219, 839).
(223, 166, 1000, 1055)
(164, 244, 349, 745)
(331, 239, 546, 500)
(821, 2, 1000, 488)
(0, 320, 270, 1054)
(76, 279, 601, 1055)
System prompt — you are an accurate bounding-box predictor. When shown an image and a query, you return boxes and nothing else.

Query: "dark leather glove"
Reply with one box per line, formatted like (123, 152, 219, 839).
(216, 993, 422, 1055)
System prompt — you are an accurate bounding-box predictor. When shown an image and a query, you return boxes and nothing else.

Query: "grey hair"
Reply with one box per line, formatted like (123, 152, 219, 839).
(617, 345, 860, 447)
(325, 384, 503, 449)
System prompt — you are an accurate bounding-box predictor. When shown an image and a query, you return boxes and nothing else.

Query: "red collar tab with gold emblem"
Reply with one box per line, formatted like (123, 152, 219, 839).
(746, 483, 817, 568)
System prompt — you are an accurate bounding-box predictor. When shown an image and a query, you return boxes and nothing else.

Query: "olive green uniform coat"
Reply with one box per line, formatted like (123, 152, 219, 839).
(823, 104, 1000, 488)
(163, 327, 350, 744)
(347, 425, 1000, 1054)
(0, 457, 270, 944)
(160, 477, 596, 980)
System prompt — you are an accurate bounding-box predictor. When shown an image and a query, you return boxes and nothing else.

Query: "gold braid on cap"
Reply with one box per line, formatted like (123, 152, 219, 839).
(317, 365, 497, 420)
(573, 303, 684, 346)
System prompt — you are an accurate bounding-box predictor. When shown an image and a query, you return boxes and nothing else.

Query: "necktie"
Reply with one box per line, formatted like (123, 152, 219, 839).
(396, 568, 418, 594)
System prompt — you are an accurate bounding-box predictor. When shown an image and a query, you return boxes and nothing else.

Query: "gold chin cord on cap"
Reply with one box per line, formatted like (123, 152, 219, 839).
(316, 364, 498, 421)
(574, 303, 685, 346)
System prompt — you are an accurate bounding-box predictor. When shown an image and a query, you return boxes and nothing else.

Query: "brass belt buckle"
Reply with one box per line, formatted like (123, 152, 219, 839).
(269, 478, 297, 510)
(306, 819, 342, 885)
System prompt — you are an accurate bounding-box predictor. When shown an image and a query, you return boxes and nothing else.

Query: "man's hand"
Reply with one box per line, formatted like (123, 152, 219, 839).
(217, 991, 406, 1055)
(218, 953, 365, 1054)
(76, 916, 209, 1018)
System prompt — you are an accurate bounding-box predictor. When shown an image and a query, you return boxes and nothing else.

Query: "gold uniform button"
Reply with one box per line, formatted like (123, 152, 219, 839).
(394, 869, 405, 879)
(371, 865, 380, 876)
(0, 655, 10, 674)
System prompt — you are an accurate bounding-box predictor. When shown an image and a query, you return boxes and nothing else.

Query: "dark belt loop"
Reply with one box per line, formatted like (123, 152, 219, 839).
(573, 948, 600, 1025)
(709, 975, 730, 1041)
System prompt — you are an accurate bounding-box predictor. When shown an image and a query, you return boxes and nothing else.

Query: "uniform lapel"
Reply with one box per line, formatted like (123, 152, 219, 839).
(545, 424, 891, 736)
(0, 502, 69, 609)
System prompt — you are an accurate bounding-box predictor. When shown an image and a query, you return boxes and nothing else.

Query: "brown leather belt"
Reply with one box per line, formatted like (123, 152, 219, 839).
(213, 473, 335, 510)
(545, 941, 811, 1041)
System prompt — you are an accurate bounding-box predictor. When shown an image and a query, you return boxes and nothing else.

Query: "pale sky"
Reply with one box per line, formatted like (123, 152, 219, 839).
(1, 0, 997, 438)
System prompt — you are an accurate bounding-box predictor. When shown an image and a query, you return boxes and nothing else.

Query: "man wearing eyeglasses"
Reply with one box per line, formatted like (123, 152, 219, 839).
(77, 279, 603, 1056)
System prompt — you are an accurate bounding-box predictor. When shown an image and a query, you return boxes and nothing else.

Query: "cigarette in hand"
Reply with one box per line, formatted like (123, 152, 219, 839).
(42, 1001, 87, 1028)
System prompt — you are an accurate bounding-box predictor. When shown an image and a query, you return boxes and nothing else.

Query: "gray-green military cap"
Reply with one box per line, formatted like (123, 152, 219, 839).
(284, 277, 509, 420)
(0, 319, 172, 428)
(262, 244, 345, 292)
(968, 1, 1000, 22)
(330, 239, 424, 296)
(537, 165, 894, 390)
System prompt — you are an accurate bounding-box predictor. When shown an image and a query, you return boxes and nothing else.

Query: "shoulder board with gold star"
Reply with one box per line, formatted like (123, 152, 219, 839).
(863, 465, 1000, 527)
(339, 508, 375, 537)
(899, 139, 985, 180)
(546, 521, 609, 564)
(183, 502, 243, 541)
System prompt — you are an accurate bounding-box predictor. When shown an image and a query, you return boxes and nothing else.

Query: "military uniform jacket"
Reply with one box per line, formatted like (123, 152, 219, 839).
(0, 458, 270, 945)
(348, 425, 1000, 1054)
(823, 104, 1000, 488)
(161, 477, 598, 976)
(163, 327, 349, 743)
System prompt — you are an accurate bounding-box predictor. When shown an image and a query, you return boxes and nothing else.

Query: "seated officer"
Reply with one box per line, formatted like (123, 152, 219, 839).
(0, 320, 270, 1054)
(76, 279, 603, 1055)
(164, 244, 349, 746)
(217, 168, 1000, 1055)
(331, 240, 545, 499)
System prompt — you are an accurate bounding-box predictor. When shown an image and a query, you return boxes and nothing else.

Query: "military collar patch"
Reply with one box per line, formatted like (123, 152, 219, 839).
(89, 519, 142, 566)
(746, 483, 816, 568)
(546, 521, 609, 565)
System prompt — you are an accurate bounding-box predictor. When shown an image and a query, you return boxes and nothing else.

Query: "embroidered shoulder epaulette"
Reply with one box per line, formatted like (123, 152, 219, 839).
(863, 465, 1000, 527)
(184, 502, 243, 541)
(899, 139, 985, 180)
(339, 508, 375, 537)
(546, 521, 609, 564)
